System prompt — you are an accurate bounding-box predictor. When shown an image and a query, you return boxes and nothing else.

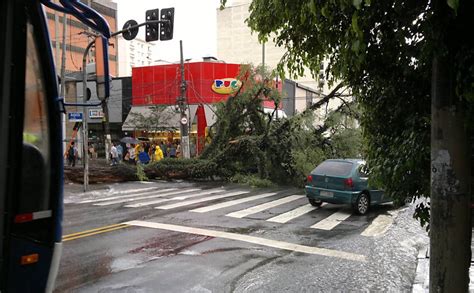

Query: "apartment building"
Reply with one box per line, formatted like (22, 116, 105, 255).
(45, 0, 118, 75)
(117, 36, 155, 76)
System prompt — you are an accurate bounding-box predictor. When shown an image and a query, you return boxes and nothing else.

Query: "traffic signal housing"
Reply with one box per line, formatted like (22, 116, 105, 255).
(145, 9, 159, 42)
(160, 8, 174, 41)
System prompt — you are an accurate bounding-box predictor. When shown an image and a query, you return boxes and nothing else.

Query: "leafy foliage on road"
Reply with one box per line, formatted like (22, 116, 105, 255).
(200, 64, 361, 187)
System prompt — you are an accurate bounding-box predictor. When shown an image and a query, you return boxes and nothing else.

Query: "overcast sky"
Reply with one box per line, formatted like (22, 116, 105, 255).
(113, 0, 221, 62)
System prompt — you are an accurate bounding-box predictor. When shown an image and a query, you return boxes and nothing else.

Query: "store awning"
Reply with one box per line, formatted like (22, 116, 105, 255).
(122, 106, 180, 131)
(122, 105, 218, 131)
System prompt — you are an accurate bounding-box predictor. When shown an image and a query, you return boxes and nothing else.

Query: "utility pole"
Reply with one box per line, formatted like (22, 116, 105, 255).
(59, 12, 68, 161)
(82, 41, 95, 192)
(178, 40, 190, 158)
(429, 0, 471, 290)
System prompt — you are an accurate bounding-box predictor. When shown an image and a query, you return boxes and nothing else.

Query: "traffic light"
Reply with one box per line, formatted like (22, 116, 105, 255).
(160, 8, 174, 41)
(145, 9, 159, 42)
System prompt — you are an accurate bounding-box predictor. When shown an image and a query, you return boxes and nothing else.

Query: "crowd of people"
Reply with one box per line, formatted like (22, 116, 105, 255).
(111, 140, 184, 166)
(66, 139, 192, 167)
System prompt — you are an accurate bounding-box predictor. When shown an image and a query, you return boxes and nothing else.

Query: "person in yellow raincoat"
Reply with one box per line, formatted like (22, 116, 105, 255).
(134, 143, 141, 162)
(154, 145, 164, 162)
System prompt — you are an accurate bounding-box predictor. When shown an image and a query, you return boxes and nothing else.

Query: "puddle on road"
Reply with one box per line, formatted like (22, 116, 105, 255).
(128, 233, 214, 258)
(110, 257, 146, 273)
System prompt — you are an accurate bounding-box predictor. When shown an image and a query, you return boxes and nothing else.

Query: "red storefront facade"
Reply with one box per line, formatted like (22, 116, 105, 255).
(132, 62, 241, 106)
(129, 62, 242, 155)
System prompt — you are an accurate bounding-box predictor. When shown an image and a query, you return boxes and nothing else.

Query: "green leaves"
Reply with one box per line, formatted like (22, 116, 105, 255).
(351, 12, 363, 38)
(353, 0, 363, 10)
(447, 0, 459, 13)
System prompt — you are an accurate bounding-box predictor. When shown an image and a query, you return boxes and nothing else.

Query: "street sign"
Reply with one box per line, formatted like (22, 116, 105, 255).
(89, 109, 104, 119)
(68, 112, 83, 122)
(122, 19, 139, 40)
(180, 116, 188, 125)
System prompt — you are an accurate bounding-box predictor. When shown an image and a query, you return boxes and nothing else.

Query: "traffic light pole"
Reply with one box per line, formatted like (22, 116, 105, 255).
(179, 40, 190, 158)
(78, 19, 168, 191)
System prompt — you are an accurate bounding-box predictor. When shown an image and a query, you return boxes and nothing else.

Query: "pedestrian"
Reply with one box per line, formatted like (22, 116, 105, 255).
(144, 142, 150, 154)
(110, 143, 119, 166)
(67, 142, 77, 167)
(148, 143, 155, 159)
(134, 143, 141, 162)
(176, 142, 182, 158)
(138, 149, 150, 164)
(116, 144, 123, 162)
(129, 144, 136, 164)
(88, 143, 94, 160)
(154, 145, 164, 162)
(159, 140, 167, 157)
(169, 143, 177, 158)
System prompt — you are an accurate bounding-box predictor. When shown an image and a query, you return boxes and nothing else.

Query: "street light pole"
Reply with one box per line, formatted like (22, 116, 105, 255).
(178, 40, 190, 158)
(82, 40, 95, 192)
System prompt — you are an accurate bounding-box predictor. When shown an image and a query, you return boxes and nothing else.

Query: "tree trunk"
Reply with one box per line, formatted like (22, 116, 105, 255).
(430, 53, 471, 292)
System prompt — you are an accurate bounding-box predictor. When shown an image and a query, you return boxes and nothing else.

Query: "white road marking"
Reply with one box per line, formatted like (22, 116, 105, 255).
(93, 188, 201, 206)
(173, 188, 226, 200)
(155, 191, 250, 210)
(124, 198, 174, 208)
(79, 187, 167, 203)
(361, 210, 399, 237)
(266, 204, 318, 223)
(124, 188, 225, 208)
(125, 220, 366, 262)
(190, 192, 278, 213)
(310, 210, 352, 230)
(226, 195, 304, 219)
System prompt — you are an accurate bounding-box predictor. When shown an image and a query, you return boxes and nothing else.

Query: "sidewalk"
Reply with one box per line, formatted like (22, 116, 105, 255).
(412, 230, 474, 292)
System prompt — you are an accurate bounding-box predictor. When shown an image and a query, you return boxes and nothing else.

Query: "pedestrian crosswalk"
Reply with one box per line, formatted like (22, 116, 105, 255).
(74, 185, 397, 235)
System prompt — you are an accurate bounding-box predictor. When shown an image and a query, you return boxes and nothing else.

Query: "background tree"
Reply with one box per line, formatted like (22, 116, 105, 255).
(228, 0, 474, 290)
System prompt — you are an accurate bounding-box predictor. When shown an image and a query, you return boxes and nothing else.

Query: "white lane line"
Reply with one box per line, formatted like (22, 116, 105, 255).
(190, 192, 278, 213)
(310, 210, 352, 230)
(94, 188, 201, 206)
(155, 191, 250, 210)
(361, 210, 399, 237)
(125, 220, 366, 262)
(79, 187, 166, 203)
(267, 204, 318, 223)
(125, 188, 225, 208)
(173, 188, 226, 200)
(226, 195, 304, 219)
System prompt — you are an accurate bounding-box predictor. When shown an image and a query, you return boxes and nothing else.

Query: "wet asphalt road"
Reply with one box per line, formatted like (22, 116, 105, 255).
(55, 180, 429, 292)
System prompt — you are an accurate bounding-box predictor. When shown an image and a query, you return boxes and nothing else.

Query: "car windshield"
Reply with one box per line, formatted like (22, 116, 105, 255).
(313, 161, 353, 177)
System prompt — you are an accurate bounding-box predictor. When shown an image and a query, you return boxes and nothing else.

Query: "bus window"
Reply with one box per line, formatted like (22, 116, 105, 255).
(14, 19, 52, 241)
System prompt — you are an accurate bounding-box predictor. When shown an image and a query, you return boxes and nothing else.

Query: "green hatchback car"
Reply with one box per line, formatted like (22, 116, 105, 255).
(305, 159, 391, 215)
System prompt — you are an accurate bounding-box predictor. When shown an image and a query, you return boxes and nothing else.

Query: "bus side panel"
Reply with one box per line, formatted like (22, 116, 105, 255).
(8, 237, 52, 292)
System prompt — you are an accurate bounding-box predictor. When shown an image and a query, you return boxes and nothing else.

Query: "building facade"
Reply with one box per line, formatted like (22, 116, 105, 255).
(65, 77, 132, 157)
(117, 36, 155, 76)
(45, 0, 118, 75)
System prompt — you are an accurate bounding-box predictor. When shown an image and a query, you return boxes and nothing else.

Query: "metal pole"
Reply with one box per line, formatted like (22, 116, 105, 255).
(262, 42, 265, 70)
(179, 40, 190, 158)
(60, 12, 67, 156)
(82, 41, 95, 192)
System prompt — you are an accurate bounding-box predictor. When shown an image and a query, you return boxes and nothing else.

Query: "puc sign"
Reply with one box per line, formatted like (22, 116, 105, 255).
(211, 78, 241, 95)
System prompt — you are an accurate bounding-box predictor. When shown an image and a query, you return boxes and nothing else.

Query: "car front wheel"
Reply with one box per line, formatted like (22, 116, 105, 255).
(354, 193, 370, 215)
(308, 198, 323, 207)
